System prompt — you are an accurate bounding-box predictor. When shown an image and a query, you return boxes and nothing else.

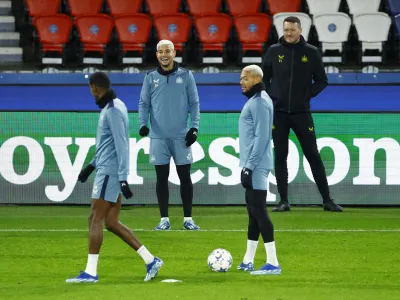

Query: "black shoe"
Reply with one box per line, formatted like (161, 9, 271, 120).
(272, 202, 290, 212)
(323, 200, 343, 212)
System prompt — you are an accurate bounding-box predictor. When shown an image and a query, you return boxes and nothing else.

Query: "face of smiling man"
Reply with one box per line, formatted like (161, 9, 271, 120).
(156, 42, 176, 71)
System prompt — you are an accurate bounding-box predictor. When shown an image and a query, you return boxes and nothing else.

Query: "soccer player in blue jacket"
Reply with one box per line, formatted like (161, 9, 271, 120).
(138, 40, 200, 231)
(237, 65, 282, 275)
(66, 72, 163, 283)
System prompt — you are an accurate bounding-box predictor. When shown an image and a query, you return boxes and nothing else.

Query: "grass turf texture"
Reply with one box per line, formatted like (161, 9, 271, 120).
(0, 206, 399, 300)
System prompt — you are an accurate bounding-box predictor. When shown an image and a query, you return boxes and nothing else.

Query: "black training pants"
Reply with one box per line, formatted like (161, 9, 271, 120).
(272, 112, 330, 203)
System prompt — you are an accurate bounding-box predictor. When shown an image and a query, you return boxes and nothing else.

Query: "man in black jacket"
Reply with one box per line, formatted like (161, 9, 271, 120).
(262, 16, 342, 212)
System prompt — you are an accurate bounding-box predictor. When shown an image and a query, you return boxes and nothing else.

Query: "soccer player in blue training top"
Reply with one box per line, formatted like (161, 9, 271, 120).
(237, 65, 282, 275)
(138, 40, 200, 231)
(66, 72, 163, 283)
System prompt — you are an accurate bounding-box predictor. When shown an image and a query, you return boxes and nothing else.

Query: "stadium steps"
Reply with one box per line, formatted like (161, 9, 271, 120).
(0, 1, 22, 63)
(0, 0, 10, 15)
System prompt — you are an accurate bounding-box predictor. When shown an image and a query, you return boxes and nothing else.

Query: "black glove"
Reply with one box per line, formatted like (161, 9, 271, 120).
(185, 128, 198, 147)
(78, 164, 95, 183)
(120, 181, 133, 199)
(139, 126, 149, 137)
(241, 168, 253, 189)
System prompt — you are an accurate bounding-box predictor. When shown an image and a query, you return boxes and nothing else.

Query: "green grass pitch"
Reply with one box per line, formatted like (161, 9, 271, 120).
(1, 206, 400, 300)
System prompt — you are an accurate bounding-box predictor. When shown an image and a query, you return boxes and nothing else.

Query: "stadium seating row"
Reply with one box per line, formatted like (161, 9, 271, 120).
(21, 0, 400, 67)
(32, 11, 397, 67)
(26, 0, 295, 18)
(25, 0, 400, 17)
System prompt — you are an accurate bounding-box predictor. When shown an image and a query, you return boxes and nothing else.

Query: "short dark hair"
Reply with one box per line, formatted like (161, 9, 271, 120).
(283, 16, 301, 29)
(89, 72, 111, 89)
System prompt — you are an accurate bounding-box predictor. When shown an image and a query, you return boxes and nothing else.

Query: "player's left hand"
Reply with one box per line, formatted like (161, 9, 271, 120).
(120, 181, 133, 199)
(185, 128, 198, 147)
(241, 168, 253, 189)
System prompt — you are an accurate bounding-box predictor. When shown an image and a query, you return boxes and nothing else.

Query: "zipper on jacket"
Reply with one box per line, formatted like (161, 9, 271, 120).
(167, 75, 169, 83)
(288, 48, 294, 113)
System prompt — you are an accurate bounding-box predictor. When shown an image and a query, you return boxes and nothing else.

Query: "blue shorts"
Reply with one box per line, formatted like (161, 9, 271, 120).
(91, 173, 121, 203)
(252, 169, 271, 191)
(149, 138, 193, 166)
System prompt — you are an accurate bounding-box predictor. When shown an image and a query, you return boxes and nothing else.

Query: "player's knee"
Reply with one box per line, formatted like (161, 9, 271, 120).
(156, 165, 170, 182)
(176, 165, 191, 182)
(88, 214, 93, 226)
(275, 152, 288, 163)
(156, 175, 169, 186)
(104, 218, 119, 232)
(88, 209, 94, 221)
(248, 216, 258, 227)
(247, 198, 268, 221)
(304, 148, 322, 164)
(178, 173, 192, 185)
(252, 207, 268, 221)
(91, 212, 106, 224)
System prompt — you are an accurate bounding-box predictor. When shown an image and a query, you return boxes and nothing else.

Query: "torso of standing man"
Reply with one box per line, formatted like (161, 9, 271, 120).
(146, 64, 194, 138)
(262, 35, 328, 113)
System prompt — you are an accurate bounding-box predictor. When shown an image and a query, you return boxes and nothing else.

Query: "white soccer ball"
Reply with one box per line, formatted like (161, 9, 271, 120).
(207, 248, 233, 272)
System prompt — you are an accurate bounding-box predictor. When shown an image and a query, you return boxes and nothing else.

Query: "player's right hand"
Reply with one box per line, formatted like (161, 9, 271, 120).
(139, 126, 150, 137)
(78, 164, 95, 183)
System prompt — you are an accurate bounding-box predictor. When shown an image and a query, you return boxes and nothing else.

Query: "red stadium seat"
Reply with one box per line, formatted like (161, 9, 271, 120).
(25, 0, 61, 17)
(25, 0, 61, 26)
(194, 13, 232, 64)
(35, 14, 72, 64)
(266, 0, 301, 15)
(67, 0, 103, 17)
(234, 13, 271, 64)
(226, 0, 261, 15)
(114, 14, 152, 64)
(75, 14, 114, 65)
(107, 0, 142, 17)
(154, 13, 191, 64)
(146, 0, 181, 16)
(186, 0, 221, 16)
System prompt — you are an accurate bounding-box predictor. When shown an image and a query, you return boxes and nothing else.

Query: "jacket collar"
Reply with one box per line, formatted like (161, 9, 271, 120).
(243, 82, 265, 99)
(157, 61, 179, 76)
(279, 35, 306, 48)
(95, 89, 116, 109)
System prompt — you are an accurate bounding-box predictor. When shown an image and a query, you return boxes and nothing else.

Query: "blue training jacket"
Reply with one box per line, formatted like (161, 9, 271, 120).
(239, 89, 274, 171)
(138, 63, 200, 139)
(90, 98, 130, 181)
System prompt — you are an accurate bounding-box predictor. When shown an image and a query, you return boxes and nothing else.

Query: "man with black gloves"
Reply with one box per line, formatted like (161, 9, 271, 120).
(262, 16, 342, 212)
(237, 65, 281, 275)
(138, 40, 201, 230)
(68, 72, 163, 283)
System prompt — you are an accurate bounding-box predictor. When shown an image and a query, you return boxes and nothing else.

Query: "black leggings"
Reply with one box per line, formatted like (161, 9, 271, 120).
(155, 164, 193, 218)
(245, 189, 274, 243)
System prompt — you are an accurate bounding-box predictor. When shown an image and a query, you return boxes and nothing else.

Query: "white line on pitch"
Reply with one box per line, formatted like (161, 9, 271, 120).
(0, 229, 399, 233)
